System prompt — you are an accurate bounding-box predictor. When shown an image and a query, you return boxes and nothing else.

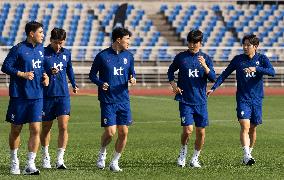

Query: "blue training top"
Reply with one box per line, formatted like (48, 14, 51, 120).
(211, 53, 275, 103)
(89, 47, 135, 103)
(168, 50, 216, 105)
(43, 45, 76, 97)
(1, 40, 45, 99)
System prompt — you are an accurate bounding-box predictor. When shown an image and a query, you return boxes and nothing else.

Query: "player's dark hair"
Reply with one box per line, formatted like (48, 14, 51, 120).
(187, 29, 203, 43)
(50, 28, 66, 41)
(242, 34, 259, 47)
(111, 27, 132, 42)
(25, 21, 43, 36)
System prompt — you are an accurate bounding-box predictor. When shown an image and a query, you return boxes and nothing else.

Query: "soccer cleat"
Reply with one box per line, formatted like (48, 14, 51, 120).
(10, 159, 20, 175)
(97, 152, 106, 169)
(243, 157, 255, 166)
(56, 162, 67, 169)
(22, 165, 40, 175)
(177, 147, 187, 167)
(42, 156, 51, 169)
(177, 154, 186, 167)
(109, 161, 122, 172)
(189, 159, 201, 168)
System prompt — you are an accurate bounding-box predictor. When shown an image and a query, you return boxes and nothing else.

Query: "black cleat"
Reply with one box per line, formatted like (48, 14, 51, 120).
(243, 158, 255, 166)
(56, 163, 67, 169)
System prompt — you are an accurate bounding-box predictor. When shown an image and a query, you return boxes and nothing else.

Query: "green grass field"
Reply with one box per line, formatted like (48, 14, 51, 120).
(0, 95, 284, 179)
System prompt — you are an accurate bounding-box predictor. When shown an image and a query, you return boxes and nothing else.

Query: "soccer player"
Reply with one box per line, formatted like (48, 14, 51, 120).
(40, 28, 79, 169)
(89, 27, 136, 172)
(207, 34, 275, 165)
(167, 30, 216, 168)
(1, 21, 48, 175)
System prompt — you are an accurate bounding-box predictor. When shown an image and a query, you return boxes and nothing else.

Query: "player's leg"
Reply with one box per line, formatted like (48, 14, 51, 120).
(6, 98, 25, 174)
(56, 115, 69, 169)
(40, 98, 55, 169)
(248, 124, 257, 152)
(248, 101, 262, 160)
(109, 102, 132, 172)
(23, 99, 42, 175)
(55, 97, 71, 169)
(9, 124, 23, 175)
(23, 122, 41, 175)
(97, 102, 117, 169)
(189, 104, 208, 168)
(237, 101, 255, 165)
(40, 121, 53, 168)
(109, 125, 128, 172)
(177, 102, 194, 167)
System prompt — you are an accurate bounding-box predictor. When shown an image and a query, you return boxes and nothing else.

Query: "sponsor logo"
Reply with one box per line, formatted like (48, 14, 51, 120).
(114, 67, 124, 75)
(54, 62, 64, 71)
(32, 59, 41, 68)
(188, 69, 199, 77)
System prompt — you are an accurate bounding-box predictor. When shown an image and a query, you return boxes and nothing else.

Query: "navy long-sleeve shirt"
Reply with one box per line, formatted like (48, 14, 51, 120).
(168, 50, 216, 105)
(211, 53, 275, 103)
(43, 45, 76, 97)
(89, 47, 135, 103)
(1, 41, 45, 99)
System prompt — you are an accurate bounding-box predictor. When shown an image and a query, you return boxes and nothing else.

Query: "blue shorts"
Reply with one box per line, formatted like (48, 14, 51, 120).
(236, 101, 262, 125)
(100, 102, 132, 127)
(43, 96, 70, 121)
(179, 102, 208, 127)
(6, 98, 43, 125)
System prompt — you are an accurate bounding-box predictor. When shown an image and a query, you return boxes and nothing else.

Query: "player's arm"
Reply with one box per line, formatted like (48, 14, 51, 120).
(255, 55, 275, 76)
(200, 55, 216, 82)
(1, 46, 20, 76)
(207, 58, 237, 96)
(128, 56, 136, 86)
(66, 53, 79, 93)
(168, 55, 183, 95)
(89, 54, 105, 87)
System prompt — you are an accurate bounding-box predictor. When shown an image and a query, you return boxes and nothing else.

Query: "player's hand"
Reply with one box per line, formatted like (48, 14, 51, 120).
(129, 75, 136, 86)
(73, 85, 79, 94)
(42, 73, 49, 86)
(206, 89, 214, 97)
(51, 67, 59, 75)
(198, 56, 207, 68)
(244, 67, 256, 73)
(102, 82, 109, 91)
(170, 81, 183, 95)
(18, 71, 34, 80)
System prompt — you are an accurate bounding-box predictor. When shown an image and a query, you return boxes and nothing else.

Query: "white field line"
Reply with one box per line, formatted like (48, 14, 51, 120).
(69, 119, 284, 125)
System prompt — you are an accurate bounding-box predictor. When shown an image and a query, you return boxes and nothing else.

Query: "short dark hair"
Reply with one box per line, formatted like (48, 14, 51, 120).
(25, 21, 43, 36)
(187, 29, 203, 43)
(50, 28, 66, 41)
(242, 34, 259, 47)
(111, 27, 132, 42)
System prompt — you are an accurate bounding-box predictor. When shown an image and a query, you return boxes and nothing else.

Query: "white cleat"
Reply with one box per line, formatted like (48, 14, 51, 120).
(177, 154, 186, 167)
(97, 153, 106, 169)
(109, 161, 122, 172)
(22, 164, 40, 175)
(10, 159, 20, 175)
(42, 156, 52, 169)
(189, 159, 201, 168)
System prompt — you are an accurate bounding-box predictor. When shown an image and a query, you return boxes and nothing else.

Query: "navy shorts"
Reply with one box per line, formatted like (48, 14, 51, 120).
(100, 102, 132, 127)
(179, 102, 208, 128)
(6, 98, 43, 125)
(236, 101, 262, 125)
(43, 96, 70, 121)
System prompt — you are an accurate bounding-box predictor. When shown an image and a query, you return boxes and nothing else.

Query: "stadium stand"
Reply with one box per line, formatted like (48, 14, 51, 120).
(0, 1, 283, 87)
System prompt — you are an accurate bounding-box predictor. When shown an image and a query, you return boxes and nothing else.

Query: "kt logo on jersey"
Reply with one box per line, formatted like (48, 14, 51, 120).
(114, 67, 124, 75)
(188, 69, 199, 77)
